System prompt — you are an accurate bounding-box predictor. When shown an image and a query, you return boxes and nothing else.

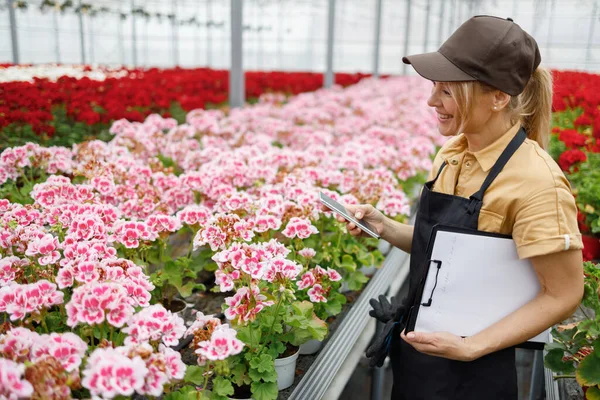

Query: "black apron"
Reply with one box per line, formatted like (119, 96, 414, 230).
(390, 127, 527, 400)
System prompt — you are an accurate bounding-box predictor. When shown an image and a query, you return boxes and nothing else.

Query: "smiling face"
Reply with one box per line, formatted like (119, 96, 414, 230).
(427, 81, 498, 137)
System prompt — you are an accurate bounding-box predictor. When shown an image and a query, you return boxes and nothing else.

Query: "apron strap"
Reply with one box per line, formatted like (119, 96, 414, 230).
(433, 161, 446, 182)
(468, 127, 527, 209)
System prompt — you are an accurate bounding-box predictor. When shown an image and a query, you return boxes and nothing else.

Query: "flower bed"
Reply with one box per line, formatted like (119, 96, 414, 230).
(0, 76, 440, 399)
(0, 64, 371, 149)
(548, 70, 600, 262)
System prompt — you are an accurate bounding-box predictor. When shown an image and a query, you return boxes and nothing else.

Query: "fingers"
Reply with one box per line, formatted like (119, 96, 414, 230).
(369, 297, 383, 316)
(379, 294, 391, 310)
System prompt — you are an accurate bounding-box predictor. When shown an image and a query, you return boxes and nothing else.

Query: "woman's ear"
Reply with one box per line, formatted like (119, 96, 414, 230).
(491, 90, 511, 111)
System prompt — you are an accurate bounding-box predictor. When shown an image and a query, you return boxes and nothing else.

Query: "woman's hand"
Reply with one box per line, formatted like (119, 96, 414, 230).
(322, 203, 387, 239)
(400, 330, 479, 362)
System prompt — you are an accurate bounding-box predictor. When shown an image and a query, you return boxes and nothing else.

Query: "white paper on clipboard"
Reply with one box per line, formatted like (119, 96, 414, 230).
(413, 226, 550, 345)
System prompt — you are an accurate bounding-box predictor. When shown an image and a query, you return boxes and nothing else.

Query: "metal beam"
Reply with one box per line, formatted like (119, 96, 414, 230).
(78, 0, 85, 64)
(7, 0, 19, 64)
(402, 0, 412, 75)
(172, 0, 178, 66)
(89, 14, 95, 64)
(586, 0, 598, 67)
(131, 0, 137, 66)
(373, 0, 383, 78)
(53, 8, 60, 63)
(277, 0, 284, 68)
(117, 9, 124, 65)
(230, 0, 245, 108)
(423, 0, 431, 52)
(437, 0, 446, 47)
(207, 0, 213, 66)
(324, 0, 336, 88)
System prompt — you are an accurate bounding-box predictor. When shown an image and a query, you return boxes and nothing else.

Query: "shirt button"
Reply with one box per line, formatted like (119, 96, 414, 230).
(450, 159, 458, 165)
(465, 161, 471, 167)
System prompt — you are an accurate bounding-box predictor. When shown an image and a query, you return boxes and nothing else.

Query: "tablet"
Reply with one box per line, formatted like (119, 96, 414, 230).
(319, 192, 380, 239)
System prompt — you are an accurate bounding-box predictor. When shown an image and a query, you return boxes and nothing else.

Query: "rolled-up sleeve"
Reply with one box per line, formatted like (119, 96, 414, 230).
(513, 185, 583, 259)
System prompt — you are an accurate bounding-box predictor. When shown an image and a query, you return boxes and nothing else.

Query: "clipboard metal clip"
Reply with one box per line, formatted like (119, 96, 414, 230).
(421, 259, 442, 307)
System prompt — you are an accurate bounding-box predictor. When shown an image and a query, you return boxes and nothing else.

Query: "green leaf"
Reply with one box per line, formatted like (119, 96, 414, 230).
(251, 381, 278, 400)
(237, 325, 262, 347)
(339, 254, 357, 272)
(249, 353, 274, 374)
(586, 386, 600, 400)
(356, 249, 376, 266)
(231, 362, 251, 387)
(577, 351, 600, 386)
(163, 386, 198, 400)
(544, 348, 575, 374)
(213, 376, 234, 397)
(346, 270, 369, 291)
(249, 366, 278, 383)
(265, 341, 286, 360)
(184, 365, 205, 385)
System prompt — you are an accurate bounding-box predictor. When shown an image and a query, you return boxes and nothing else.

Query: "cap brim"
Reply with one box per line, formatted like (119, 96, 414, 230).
(402, 52, 476, 82)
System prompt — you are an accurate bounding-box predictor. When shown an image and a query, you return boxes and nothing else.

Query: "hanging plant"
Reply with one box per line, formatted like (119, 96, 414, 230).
(39, 0, 56, 13)
(59, 0, 73, 12)
(15, 0, 28, 10)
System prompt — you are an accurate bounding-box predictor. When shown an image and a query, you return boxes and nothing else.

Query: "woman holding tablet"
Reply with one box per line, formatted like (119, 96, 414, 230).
(327, 16, 584, 400)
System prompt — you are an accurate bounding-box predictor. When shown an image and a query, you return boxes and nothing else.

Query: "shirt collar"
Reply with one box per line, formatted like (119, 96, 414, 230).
(438, 123, 522, 172)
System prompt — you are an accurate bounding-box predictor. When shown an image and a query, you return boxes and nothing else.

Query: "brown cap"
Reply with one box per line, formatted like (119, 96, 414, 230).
(402, 15, 541, 96)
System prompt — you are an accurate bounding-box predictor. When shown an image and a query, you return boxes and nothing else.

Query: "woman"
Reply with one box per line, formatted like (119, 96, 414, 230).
(331, 16, 584, 399)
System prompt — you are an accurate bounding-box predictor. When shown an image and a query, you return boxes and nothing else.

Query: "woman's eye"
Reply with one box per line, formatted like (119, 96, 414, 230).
(443, 90, 451, 96)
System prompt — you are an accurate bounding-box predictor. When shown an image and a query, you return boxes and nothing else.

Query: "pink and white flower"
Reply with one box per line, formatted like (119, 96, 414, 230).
(31, 332, 88, 372)
(123, 304, 186, 347)
(307, 283, 327, 303)
(82, 347, 148, 399)
(297, 271, 316, 290)
(298, 247, 316, 259)
(0, 280, 64, 321)
(0, 358, 33, 399)
(224, 285, 274, 323)
(261, 256, 302, 283)
(281, 217, 319, 239)
(25, 233, 61, 265)
(195, 324, 244, 362)
(65, 281, 134, 328)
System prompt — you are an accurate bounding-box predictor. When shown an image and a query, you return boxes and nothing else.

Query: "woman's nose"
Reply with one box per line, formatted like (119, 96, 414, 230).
(427, 91, 439, 108)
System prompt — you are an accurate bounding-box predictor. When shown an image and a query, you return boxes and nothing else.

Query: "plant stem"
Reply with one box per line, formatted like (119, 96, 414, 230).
(202, 365, 211, 391)
(264, 293, 284, 352)
(579, 305, 592, 320)
(90, 329, 95, 349)
(110, 326, 114, 344)
(40, 313, 49, 333)
(553, 374, 576, 379)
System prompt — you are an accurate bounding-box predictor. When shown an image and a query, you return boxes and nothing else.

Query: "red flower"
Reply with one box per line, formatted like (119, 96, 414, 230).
(574, 114, 593, 127)
(558, 129, 588, 148)
(582, 236, 600, 262)
(558, 149, 587, 172)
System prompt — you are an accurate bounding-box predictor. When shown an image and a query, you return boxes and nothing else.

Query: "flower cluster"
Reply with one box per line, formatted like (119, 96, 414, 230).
(0, 358, 33, 399)
(297, 265, 342, 303)
(66, 281, 134, 328)
(0, 280, 64, 321)
(187, 311, 244, 366)
(0, 64, 368, 141)
(123, 304, 186, 347)
(81, 343, 186, 399)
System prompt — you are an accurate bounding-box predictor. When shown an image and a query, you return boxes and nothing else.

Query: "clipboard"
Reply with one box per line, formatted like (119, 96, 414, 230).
(405, 224, 550, 350)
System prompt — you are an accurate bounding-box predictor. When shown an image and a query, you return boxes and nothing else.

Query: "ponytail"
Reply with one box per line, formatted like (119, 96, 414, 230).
(509, 67, 553, 149)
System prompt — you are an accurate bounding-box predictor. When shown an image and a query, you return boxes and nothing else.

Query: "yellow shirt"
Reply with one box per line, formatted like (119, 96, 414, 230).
(427, 123, 583, 259)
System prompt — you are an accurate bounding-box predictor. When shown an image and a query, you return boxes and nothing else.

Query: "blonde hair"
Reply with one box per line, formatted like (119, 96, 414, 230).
(446, 67, 553, 149)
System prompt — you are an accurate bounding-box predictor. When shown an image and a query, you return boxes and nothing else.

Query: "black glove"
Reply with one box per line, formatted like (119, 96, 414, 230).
(365, 295, 406, 368)
(368, 295, 403, 323)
